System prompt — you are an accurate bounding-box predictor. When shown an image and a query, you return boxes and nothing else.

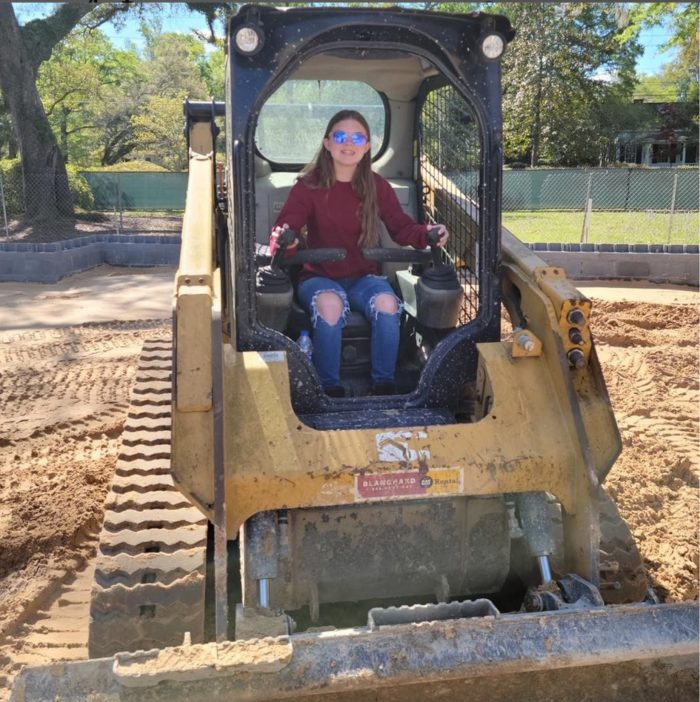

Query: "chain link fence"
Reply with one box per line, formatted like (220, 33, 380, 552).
(0, 170, 185, 243)
(498, 167, 699, 245)
(1, 166, 697, 246)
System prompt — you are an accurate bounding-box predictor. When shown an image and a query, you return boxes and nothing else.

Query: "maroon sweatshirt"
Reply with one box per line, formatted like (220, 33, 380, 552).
(271, 171, 430, 281)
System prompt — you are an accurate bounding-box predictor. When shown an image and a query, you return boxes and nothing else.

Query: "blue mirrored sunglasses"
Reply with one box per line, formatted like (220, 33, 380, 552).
(331, 131, 368, 146)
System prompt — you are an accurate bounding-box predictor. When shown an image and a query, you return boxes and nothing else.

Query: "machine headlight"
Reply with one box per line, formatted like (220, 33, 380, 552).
(479, 32, 505, 60)
(235, 24, 264, 56)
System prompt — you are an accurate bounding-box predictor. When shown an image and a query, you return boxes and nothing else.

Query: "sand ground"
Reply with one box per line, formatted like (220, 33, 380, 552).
(0, 267, 697, 698)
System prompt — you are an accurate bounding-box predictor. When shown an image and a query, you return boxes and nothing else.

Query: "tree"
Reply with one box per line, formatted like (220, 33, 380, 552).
(132, 96, 191, 171)
(0, 3, 133, 219)
(624, 3, 699, 115)
(140, 20, 211, 99)
(198, 47, 226, 101)
(185, 3, 239, 44)
(0, 96, 18, 160)
(37, 29, 144, 166)
(128, 26, 209, 170)
(633, 73, 678, 102)
(492, 3, 641, 167)
(96, 94, 143, 167)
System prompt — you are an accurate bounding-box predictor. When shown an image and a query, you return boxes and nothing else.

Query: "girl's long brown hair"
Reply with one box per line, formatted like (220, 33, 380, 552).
(299, 110, 380, 247)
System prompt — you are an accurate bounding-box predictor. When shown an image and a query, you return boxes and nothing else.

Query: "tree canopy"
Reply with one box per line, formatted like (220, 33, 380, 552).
(624, 3, 699, 109)
(1, 1, 696, 182)
(0, 2, 137, 218)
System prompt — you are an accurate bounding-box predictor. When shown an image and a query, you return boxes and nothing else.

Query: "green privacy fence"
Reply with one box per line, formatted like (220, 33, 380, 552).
(500, 168, 699, 212)
(80, 172, 188, 211)
(448, 168, 699, 212)
(81, 168, 699, 213)
(497, 168, 699, 245)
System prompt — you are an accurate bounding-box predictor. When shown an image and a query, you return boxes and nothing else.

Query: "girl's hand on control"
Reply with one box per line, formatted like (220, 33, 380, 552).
(432, 224, 449, 247)
(270, 223, 299, 254)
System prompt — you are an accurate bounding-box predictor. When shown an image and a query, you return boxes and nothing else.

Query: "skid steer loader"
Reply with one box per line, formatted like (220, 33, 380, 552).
(11, 5, 698, 702)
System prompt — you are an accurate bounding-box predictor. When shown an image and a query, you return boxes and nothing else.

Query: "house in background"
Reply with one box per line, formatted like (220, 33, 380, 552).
(616, 102, 698, 167)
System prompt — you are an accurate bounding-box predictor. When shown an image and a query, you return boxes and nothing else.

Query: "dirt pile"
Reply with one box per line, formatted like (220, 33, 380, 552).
(592, 300, 699, 601)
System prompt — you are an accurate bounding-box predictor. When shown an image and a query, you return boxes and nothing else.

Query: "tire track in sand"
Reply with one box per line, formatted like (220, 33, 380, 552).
(593, 299, 699, 602)
(0, 320, 170, 701)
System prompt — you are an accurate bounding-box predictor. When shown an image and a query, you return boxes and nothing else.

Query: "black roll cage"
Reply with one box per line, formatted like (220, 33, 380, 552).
(224, 4, 514, 416)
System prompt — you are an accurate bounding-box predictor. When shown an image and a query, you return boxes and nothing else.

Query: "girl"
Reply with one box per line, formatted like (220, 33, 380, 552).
(270, 110, 448, 398)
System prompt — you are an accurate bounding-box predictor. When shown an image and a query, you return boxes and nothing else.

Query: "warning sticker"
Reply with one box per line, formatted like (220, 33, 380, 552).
(375, 431, 430, 462)
(259, 351, 285, 363)
(356, 468, 463, 501)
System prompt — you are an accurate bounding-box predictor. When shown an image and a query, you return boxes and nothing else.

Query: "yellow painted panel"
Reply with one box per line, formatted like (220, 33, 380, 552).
(534, 267, 593, 360)
(172, 407, 215, 512)
(176, 288, 212, 412)
(215, 344, 586, 538)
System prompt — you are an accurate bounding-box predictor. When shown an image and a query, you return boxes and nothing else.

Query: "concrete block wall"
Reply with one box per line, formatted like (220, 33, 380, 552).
(0, 235, 180, 284)
(0, 235, 697, 286)
(529, 243, 699, 286)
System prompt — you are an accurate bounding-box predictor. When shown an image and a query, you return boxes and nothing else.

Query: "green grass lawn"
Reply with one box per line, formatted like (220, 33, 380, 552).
(502, 210, 699, 245)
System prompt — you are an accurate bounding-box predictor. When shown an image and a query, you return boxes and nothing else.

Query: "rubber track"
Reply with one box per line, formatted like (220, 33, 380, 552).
(545, 491, 648, 605)
(88, 340, 208, 659)
(598, 487, 649, 604)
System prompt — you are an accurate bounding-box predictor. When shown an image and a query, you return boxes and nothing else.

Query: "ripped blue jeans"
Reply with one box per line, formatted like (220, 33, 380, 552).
(297, 275, 402, 388)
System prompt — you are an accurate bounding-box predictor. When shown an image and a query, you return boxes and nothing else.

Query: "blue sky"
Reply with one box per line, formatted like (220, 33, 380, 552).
(15, 3, 680, 75)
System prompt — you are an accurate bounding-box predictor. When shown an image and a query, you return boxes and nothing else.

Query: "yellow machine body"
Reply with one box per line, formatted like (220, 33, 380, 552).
(171, 126, 619, 589)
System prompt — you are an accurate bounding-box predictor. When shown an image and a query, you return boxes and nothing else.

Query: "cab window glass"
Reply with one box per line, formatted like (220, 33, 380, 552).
(256, 80, 386, 164)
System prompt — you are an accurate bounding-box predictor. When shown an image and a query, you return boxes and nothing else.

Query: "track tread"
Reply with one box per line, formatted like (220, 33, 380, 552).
(103, 506, 204, 528)
(598, 487, 649, 604)
(111, 473, 178, 494)
(133, 368, 171, 381)
(91, 573, 205, 610)
(115, 458, 172, 477)
(132, 380, 171, 395)
(130, 393, 172, 407)
(540, 492, 648, 606)
(89, 340, 208, 659)
(122, 429, 173, 446)
(123, 415, 172, 433)
(118, 444, 171, 461)
(105, 492, 193, 511)
(95, 550, 206, 586)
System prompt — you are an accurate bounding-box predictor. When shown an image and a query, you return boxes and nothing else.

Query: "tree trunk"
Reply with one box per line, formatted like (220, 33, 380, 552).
(101, 126, 136, 166)
(0, 5, 93, 220)
(60, 105, 69, 163)
(531, 56, 543, 169)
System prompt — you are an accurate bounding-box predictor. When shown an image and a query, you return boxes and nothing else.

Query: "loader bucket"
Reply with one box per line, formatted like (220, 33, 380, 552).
(11, 600, 698, 702)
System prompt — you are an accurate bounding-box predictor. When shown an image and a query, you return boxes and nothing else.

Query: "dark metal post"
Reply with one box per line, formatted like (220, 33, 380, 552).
(0, 172, 9, 241)
(113, 175, 120, 235)
(581, 173, 593, 243)
(118, 173, 124, 232)
(667, 172, 678, 244)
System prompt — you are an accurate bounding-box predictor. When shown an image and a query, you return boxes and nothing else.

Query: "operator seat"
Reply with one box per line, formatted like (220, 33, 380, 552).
(255, 243, 373, 375)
